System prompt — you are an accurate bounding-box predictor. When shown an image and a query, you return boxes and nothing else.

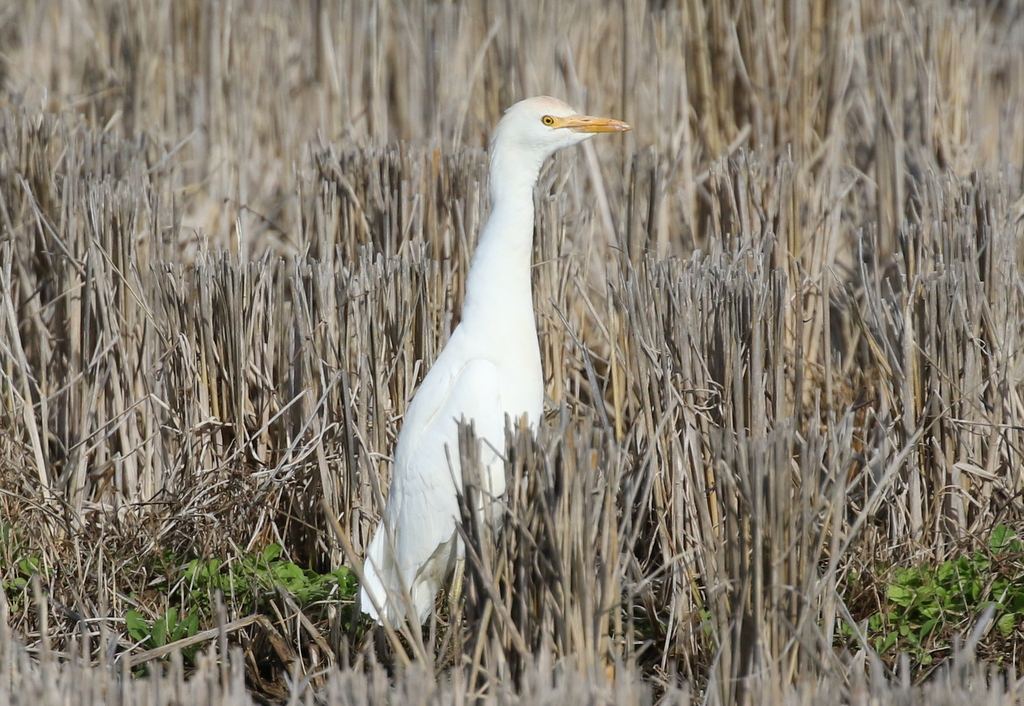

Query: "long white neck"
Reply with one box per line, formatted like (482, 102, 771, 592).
(459, 144, 545, 343)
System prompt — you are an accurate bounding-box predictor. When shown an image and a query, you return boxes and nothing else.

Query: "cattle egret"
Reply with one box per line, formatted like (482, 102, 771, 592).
(359, 96, 631, 625)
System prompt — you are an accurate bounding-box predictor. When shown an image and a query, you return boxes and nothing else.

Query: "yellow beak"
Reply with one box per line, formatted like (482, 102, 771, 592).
(555, 114, 633, 133)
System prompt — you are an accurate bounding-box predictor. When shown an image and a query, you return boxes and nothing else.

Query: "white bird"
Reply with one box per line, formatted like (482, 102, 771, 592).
(359, 96, 631, 625)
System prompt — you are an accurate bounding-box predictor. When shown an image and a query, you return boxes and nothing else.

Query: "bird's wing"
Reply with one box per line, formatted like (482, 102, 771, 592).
(366, 356, 506, 621)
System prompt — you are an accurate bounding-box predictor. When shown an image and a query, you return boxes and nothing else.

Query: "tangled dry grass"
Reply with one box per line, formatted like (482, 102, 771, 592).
(2, 0, 1024, 703)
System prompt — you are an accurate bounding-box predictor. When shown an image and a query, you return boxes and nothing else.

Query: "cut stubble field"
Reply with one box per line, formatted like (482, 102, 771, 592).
(2, 1, 1024, 704)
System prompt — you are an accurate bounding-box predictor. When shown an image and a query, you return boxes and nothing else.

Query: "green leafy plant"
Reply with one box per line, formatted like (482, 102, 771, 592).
(844, 524, 1024, 666)
(1, 525, 45, 614)
(182, 544, 357, 611)
(121, 544, 357, 668)
(126, 607, 199, 651)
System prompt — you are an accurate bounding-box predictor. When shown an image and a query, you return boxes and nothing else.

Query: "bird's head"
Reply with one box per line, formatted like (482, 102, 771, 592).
(490, 96, 632, 165)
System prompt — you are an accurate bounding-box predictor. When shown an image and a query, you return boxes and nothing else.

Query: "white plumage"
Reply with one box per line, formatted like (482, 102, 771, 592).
(359, 96, 631, 625)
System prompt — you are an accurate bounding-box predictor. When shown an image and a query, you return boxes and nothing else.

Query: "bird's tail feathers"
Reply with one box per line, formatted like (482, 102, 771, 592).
(359, 527, 395, 622)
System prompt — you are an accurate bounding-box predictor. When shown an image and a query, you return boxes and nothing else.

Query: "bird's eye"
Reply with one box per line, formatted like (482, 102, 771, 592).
(541, 115, 555, 126)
